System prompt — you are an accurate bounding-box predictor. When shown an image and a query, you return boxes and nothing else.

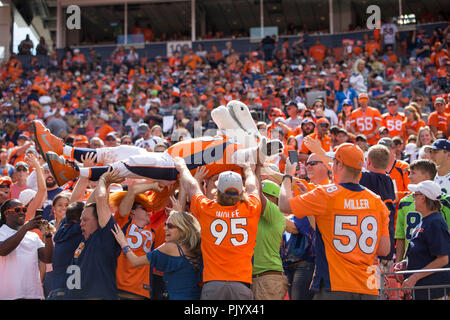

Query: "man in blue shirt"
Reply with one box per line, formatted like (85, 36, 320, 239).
(64, 169, 122, 300)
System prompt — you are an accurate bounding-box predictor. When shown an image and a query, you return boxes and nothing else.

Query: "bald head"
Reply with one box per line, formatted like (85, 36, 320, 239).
(306, 153, 329, 185)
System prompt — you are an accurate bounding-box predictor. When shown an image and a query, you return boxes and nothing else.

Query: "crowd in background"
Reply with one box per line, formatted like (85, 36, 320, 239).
(0, 19, 449, 300)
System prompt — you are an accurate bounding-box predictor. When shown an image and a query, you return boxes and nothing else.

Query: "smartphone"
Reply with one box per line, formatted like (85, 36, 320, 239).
(35, 209, 43, 220)
(288, 150, 300, 171)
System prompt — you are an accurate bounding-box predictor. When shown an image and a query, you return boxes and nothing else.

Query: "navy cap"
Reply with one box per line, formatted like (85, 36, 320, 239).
(424, 139, 450, 152)
(342, 99, 353, 106)
(387, 98, 397, 105)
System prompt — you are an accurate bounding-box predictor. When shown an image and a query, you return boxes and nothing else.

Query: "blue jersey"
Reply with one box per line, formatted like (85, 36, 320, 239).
(65, 216, 121, 300)
(406, 212, 450, 300)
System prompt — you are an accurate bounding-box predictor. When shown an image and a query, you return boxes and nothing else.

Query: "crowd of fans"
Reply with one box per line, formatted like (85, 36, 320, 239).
(0, 19, 449, 301)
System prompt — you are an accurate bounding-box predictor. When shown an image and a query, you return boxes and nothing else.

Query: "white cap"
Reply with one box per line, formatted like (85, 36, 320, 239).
(404, 143, 417, 156)
(217, 171, 243, 195)
(408, 181, 442, 200)
(18, 189, 37, 206)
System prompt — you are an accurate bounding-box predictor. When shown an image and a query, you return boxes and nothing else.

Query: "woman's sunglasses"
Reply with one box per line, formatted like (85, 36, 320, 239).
(165, 222, 179, 229)
(6, 206, 27, 214)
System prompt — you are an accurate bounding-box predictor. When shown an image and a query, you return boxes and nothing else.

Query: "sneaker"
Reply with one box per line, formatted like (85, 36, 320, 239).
(45, 152, 79, 186)
(32, 120, 64, 157)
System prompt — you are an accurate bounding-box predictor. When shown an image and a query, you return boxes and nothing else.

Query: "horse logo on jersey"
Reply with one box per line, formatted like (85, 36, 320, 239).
(74, 242, 85, 259)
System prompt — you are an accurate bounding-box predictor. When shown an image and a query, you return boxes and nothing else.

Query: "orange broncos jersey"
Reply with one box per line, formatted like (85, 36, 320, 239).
(349, 107, 382, 145)
(114, 213, 156, 298)
(382, 112, 405, 138)
(167, 135, 244, 178)
(290, 183, 390, 295)
(190, 193, 261, 284)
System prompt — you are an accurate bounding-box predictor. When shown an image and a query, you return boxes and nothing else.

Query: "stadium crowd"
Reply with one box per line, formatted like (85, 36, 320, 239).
(0, 20, 449, 300)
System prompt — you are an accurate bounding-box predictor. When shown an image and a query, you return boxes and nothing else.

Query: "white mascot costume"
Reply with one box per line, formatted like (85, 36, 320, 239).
(40, 101, 283, 188)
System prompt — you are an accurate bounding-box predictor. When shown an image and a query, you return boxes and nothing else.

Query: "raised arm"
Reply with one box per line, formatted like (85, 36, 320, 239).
(118, 181, 163, 217)
(278, 158, 296, 215)
(70, 152, 97, 203)
(173, 157, 203, 201)
(96, 168, 124, 228)
(111, 223, 149, 267)
(24, 153, 47, 218)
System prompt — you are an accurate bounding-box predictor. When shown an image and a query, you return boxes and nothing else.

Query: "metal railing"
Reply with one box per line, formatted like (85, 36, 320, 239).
(380, 268, 450, 300)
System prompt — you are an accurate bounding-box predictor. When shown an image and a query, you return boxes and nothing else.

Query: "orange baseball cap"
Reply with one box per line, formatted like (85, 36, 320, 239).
(327, 143, 364, 170)
(74, 135, 89, 147)
(316, 117, 330, 126)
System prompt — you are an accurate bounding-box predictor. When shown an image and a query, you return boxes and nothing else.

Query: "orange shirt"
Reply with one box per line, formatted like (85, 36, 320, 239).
(183, 54, 202, 70)
(388, 160, 410, 201)
(289, 183, 390, 295)
(243, 61, 264, 75)
(430, 49, 448, 69)
(427, 111, 449, 133)
(114, 213, 155, 298)
(349, 107, 382, 145)
(299, 132, 331, 154)
(382, 112, 405, 138)
(309, 45, 327, 62)
(401, 119, 426, 141)
(190, 193, 261, 284)
(365, 41, 381, 56)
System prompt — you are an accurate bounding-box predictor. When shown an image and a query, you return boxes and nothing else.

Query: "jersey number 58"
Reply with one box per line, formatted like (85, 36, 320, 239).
(333, 215, 378, 254)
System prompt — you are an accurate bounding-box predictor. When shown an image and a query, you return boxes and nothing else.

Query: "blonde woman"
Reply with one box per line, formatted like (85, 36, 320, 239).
(410, 126, 436, 162)
(349, 58, 368, 94)
(112, 210, 202, 300)
(401, 105, 426, 142)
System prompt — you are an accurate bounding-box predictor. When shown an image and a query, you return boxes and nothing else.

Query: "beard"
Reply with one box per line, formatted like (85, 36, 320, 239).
(46, 177, 57, 188)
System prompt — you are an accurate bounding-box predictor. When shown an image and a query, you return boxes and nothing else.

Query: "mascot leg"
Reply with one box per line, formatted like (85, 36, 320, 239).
(64, 145, 147, 164)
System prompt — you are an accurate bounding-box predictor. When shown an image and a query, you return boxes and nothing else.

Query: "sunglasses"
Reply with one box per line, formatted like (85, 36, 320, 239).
(16, 167, 28, 172)
(306, 160, 322, 166)
(319, 123, 329, 128)
(165, 222, 179, 229)
(0, 184, 10, 189)
(6, 206, 27, 214)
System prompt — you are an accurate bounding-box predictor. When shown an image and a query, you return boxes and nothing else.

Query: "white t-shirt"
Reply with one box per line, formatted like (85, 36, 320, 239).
(434, 172, 450, 195)
(135, 136, 165, 151)
(381, 23, 398, 45)
(0, 225, 45, 299)
(125, 118, 144, 137)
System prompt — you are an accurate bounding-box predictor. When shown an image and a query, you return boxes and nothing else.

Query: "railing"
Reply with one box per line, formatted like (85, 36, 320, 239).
(380, 267, 450, 300)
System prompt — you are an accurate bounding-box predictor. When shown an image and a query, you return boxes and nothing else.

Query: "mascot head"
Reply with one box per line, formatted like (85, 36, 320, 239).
(211, 100, 262, 148)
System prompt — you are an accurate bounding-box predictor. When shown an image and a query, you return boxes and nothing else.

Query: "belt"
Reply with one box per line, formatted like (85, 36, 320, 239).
(252, 270, 284, 278)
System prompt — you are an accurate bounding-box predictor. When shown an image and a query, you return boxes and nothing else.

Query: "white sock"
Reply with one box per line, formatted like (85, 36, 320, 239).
(63, 145, 73, 157)
(79, 167, 90, 178)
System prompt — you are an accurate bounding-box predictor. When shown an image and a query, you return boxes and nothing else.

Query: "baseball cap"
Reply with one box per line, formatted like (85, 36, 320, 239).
(423, 139, 450, 152)
(137, 123, 149, 134)
(274, 117, 286, 124)
(0, 176, 12, 186)
(387, 98, 397, 105)
(408, 181, 442, 200)
(15, 161, 29, 170)
(217, 171, 244, 195)
(434, 97, 445, 105)
(17, 134, 29, 141)
(342, 99, 353, 106)
(356, 134, 367, 142)
(394, 86, 402, 91)
(261, 180, 280, 198)
(379, 126, 389, 134)
(74, 135, 89, 147)
(106, 132, 119, 140)
(327, 143, 364, 170)
(316, 117, 330, 127)
(358, 92, 369, 100)
(378, 137, 395, 149)
(18, 189, 37, 206)
(301, 117, 316, 126)
(404, 143, 417, 156)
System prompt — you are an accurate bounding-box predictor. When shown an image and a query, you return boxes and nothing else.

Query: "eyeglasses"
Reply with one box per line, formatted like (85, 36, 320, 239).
(5, 206, 27, 214)
(413, 192, 423, 198)
(306, 160, 323, 166)
(165, 222, 179, 229)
